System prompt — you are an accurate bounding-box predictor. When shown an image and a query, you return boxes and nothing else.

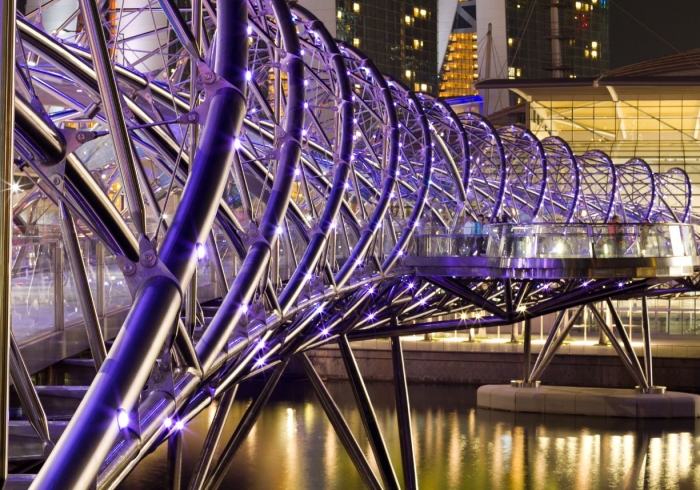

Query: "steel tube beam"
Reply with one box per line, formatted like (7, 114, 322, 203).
(76, 0, 146, 237)
(522, 318, 532, 382)
(529, 309, 566, 379)
(530, 305, 584, 381)
(9, 333, 50, 447)
(204, 359, 288, 490)
(59, 203, 107, 370)
(391, 337, 418, 490)
(167, 430, 184, 490)
(188, 387, 237, 490)
(641, 296, 653, 386)
(588, 304, 647, 388)
(605, 298, 649, 389)
(0, 0, 15, 475)
(298, 353, 382, 490)
(338, 335, 400, 490)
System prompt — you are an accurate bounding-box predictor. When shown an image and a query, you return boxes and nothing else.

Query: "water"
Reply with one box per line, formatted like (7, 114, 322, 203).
(120, 380, 700, 489)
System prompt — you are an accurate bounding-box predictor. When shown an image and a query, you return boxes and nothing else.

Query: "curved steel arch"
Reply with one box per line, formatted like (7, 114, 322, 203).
(655, 167, 692, 223)
(616, 158, 655, 222)
(497, 125, 547, 221)
(539, 136, 580, 223)
(575, 150, 617, 223)
(456, 111, 507, 219)
(414, 92, 469, 225)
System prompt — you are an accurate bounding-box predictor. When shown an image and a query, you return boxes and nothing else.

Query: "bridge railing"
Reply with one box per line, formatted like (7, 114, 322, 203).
(409, 223, 699, 260)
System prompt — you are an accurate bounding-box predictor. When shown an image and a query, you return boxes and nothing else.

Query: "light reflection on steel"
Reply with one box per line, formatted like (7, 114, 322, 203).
(0, 0, 696, 488)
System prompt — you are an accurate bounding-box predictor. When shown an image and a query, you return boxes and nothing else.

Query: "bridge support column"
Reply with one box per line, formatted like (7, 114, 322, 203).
(188, 387, 237, 490)
(589, 304, 648, 389)
(205, 359, 289, 490)
(391, 337, 418, 490)
(167, 429, 183, 490)
(338, 335, 400, 490)
(299, 353, 382, 490)
(522, 319, 532, 382)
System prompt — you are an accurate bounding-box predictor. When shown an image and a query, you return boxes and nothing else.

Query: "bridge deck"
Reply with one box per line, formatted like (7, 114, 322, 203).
(405, 223, 700, 278)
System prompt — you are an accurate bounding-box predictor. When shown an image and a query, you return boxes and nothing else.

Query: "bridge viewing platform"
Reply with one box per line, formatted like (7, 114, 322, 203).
(404, 223, 700, 279)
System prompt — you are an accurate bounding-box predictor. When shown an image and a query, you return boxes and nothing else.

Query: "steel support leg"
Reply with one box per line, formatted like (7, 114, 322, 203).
(188, 387, 237, 490)
(530, 305, 584, 382)
(338, 335, 400, 490)
(204, 359, 289, 490)
(529, 309, 565, 379)
(60, 203, 107, 369)
(606, 298, 649, 390)
(167, 429, 184, 490)
(298, 353, 382, 490)
(522, 319, 532, 382)
(589, 304, 647, 388)
(10, 332, 50, 447)
(641, 296, 653, 387)
(391, 337, 418, 490)
(0, 0, 16, 477)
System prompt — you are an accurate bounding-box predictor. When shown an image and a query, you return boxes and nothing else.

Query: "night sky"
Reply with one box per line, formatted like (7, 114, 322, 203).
(610, 0, 700, 69)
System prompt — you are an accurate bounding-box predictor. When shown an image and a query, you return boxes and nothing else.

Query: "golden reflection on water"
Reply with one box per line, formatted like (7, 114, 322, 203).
(120, 382, 700, 490)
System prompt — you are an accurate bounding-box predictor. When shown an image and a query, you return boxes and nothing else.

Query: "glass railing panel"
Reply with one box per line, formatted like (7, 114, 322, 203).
(409, 223, 699, 261)
(12, 240, 57, 343)
(103, 248, 131, 314)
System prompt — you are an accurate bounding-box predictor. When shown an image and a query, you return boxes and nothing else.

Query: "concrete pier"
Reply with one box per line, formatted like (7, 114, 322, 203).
(476, 385, 700, 418)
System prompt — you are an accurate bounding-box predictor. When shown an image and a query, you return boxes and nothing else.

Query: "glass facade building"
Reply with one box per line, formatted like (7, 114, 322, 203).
(336, 0, 439, 93)
(439, 0, 610, 99)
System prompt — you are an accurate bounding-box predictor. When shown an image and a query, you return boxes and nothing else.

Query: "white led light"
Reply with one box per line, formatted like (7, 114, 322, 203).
(117, 409, 129, 430)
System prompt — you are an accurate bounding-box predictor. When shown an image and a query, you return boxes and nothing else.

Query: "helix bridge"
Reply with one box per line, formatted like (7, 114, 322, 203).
(0, 0, 697, 487)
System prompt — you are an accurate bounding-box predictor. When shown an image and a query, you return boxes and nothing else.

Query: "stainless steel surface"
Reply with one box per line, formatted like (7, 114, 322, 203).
(59, 203, 106, 370)
(75, 0, 146, 238)
(0, 0, 16, 477)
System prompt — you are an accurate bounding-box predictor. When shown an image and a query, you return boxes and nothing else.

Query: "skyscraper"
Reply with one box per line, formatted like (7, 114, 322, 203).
(299, 0, 440, 93)
(438, 0, 609, 110)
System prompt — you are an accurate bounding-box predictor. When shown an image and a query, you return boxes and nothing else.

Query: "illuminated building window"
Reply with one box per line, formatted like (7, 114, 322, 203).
(508, 38, 513, 47)
(353, 2, 360, 12)
(421, 83, 428, 91)
(405, 15, 412, 25)
(592, 41, 598, 49)
(508, 67, 515, 79)
(591, 50, 598, 58)
(584, 4, 589, 11)
(353, 38, 360, 47)
(575, 1, 582, 9)
(516, 68, 521, 77)
(592, 0, 597, 3)
(414, 7, 419, 16)
(405, 69, 412, 78)
(584, 49, 589, 57)
(414, 83, 420, 91)
(420, 8, 427, 17)
(337, 10, 342, 19)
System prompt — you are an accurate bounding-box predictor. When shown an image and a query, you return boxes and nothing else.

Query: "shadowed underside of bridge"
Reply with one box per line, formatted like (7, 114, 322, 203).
(0, 0, 698, 488)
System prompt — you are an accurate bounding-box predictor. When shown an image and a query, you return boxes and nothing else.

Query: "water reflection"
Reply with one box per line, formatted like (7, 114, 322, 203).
(120, 381, 700, 489)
